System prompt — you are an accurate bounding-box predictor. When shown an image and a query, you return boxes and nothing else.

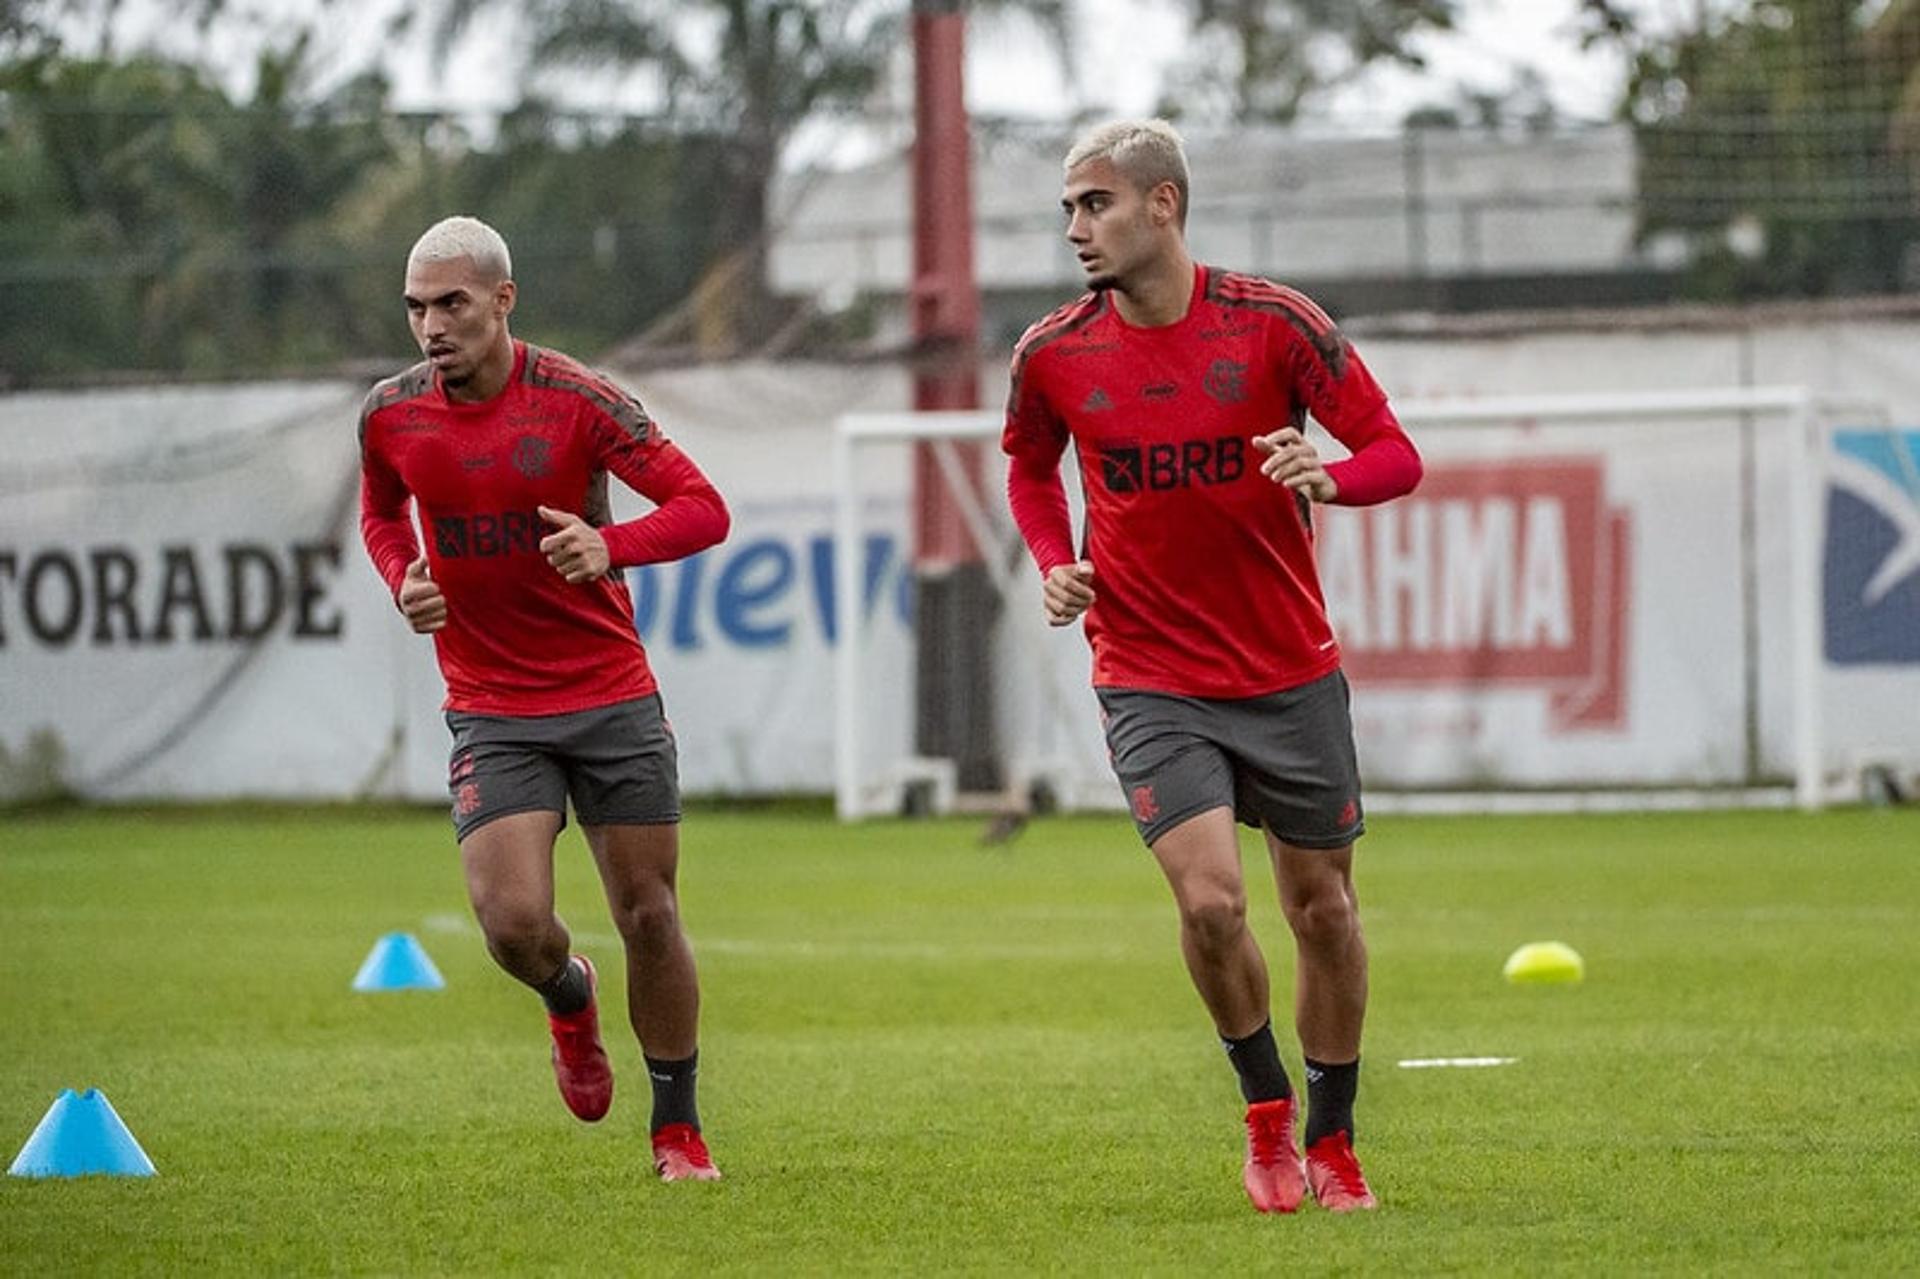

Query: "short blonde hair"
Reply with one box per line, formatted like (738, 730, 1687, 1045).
(1064, 118, 1190, 227)
(408, 216, 513, 282)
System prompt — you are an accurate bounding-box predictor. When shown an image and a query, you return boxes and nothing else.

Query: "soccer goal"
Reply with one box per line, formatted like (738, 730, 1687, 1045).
(830, 412, 1111, 821)
(833, 386, 1914, 819)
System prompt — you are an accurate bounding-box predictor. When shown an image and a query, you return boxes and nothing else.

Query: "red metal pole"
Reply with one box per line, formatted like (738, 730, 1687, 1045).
(910, 0, 998, 794)
(911, 0, 983, 563)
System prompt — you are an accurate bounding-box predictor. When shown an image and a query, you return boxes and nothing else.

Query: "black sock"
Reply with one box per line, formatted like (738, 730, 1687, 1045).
(1221, 1020, 1292, 1104)
(535, 956, 591, 1017)
(645, 1051, 700, 1132)
(1303, 1056, 1359, 1147)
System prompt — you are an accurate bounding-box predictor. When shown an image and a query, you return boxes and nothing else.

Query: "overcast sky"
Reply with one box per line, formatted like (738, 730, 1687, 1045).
(967, 0, 1637, 129)
(84, 0, 1671, 134)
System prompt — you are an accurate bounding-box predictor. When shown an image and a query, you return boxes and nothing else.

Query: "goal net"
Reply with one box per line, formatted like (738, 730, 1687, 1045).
(833, 387, 1916, 818)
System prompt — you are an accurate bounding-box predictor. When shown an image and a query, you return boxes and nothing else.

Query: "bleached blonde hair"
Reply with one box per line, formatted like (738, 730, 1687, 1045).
(1064, 118, 1190, 228)
(408, 216, 513, 282)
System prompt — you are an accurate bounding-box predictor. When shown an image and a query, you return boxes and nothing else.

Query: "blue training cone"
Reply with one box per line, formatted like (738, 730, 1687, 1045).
(9, 1088, 157, 1178)
(351, 932, 446, 992)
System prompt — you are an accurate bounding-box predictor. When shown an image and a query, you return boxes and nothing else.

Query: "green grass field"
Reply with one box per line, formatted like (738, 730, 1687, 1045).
(3, 803, 1917, 1275)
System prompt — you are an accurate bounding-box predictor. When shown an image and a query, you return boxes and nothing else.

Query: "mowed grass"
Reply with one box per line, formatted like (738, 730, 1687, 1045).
(2, 803, 1917, 1275)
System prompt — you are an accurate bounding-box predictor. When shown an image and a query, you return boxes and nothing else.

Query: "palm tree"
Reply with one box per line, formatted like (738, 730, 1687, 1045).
(430, 0, 1072, 351)
(0, 40, 394, 374)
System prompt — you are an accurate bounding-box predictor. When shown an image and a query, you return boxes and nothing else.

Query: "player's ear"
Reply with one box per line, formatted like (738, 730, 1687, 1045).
(1149, 179, 1180, 228)
(495, 279, 517, 318)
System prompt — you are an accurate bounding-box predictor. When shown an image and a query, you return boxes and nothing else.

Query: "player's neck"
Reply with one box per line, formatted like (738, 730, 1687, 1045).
(1112, 249, 1196, 328)
(446, 335, 517, 404)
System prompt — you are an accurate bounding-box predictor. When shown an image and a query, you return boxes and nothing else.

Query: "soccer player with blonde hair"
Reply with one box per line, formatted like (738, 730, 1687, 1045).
(359, 215, 729, 1182)
(1004, 121, 1423, 1213)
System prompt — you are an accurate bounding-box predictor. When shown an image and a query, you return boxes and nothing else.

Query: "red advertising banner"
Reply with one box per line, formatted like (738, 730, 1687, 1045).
(1321, 460, 1631, 729)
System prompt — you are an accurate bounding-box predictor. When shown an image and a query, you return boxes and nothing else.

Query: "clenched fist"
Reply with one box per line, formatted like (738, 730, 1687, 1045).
(1043, 560, 1096, 627)
(397, 555, 446, 633)
(537, 506, 611, 584)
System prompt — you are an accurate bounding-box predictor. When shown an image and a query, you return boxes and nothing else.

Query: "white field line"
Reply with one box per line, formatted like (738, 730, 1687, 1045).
(1396, 1056, 1519, 1069)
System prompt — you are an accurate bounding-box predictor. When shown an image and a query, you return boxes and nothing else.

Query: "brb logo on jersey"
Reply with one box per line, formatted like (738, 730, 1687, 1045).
(1825, 430, 1920, 664)
(433, 510, 543, 558)
(1100, 437, 1247, 493)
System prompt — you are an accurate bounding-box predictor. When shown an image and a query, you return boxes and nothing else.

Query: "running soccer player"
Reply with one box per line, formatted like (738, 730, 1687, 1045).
(359, 216, 729, 1183)
(1003, 121, 1422, 1214)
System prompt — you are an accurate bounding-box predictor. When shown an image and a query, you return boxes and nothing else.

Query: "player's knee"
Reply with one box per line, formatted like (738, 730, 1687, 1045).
(608, 888, 681, 948)
(1283, 888, 1359, 951)
(473, 898, 551, 960)
(1180, 892, 1248, 955)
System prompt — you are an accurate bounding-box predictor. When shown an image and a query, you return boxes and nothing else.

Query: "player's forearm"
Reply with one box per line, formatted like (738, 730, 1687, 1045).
(596, 441, 733, 566)
(1006, 453, 1076, 575)
(359, 479, 418, 597)
(600, 486, 730, 567)
(1324, 408, 1423, 506)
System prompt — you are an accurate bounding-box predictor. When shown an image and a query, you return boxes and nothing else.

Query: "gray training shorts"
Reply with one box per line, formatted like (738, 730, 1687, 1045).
(1096, 670, 1365, 850)
(444, 694, 680, 841)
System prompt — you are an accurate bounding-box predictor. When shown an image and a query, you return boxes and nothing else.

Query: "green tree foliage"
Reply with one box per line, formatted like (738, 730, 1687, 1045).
(1157, 0, 1458, 124)
(426, 0, 899, 349)
(1868, 0, 1920, 159)
(429, 0, 1070, 348)
(342, 105, 737, 363)
(1580, 0, 1920, 298)
(0, 45, 396, 377)
(1, 54, 234, 378)
(3, 1, 1067, 377)
(0, 45, 737, 380)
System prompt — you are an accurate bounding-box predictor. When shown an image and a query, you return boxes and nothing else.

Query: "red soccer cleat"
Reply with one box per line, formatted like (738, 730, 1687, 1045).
(1305, 1130, 1378, 1212)
(1242, 1097, 1307, 1214)
(546, 955, 613, 1122)
(651, 1123, 721, 1182)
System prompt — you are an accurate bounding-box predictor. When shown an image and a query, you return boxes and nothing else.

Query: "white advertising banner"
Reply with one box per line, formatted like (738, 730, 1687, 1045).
(2, 323, 1916, 806)
(0, 362, 927, 806)
(0, 381, 435, 802)
(1322, 414, 1779, 787)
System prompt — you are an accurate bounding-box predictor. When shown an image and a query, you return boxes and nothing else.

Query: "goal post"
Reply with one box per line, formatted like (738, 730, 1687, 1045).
(833, 385, 1908, 819)
(831, 411, 1088, 820)
(1367, 385, 1845, 813)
